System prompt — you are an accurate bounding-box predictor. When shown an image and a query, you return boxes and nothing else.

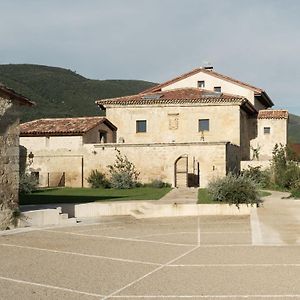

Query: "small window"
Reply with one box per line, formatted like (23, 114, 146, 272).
(199, 119, 209, 131)
(214, 86, 221, 93)
(264, 127, 271, 134)
(198, 81, 205, 88)
(136, 120, 147, 133)
(99, 131, 107, 143)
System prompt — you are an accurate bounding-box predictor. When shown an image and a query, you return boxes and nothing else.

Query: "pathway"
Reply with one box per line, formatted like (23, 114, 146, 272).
(158, 187, 198, 204)
(252, 190, 300, 245)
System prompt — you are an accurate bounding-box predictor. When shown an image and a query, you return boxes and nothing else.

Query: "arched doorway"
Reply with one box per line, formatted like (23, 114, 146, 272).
(174, 155, 188, 188)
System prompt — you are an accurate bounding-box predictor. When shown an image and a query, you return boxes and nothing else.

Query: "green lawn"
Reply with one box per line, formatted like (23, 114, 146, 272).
(197, 188, 271, 204)
(19, 187, 172, 205)
(197, 188, 215, 204)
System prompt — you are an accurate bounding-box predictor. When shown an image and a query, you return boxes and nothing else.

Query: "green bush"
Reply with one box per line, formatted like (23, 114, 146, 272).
(241, 166, 271, 188)
(281, 161, 300, 189)
(108, 150, 140, 189)
(19, 173, 38, 194)
(87, 170, 110, 188)
(146, 179, 172, 188)
(207, 173, 262, 208)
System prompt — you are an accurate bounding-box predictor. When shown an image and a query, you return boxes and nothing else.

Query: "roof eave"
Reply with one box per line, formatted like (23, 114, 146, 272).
(255, 91, 274, 108)
(241, 99, 258, 116)
(0, 86, 35, 106)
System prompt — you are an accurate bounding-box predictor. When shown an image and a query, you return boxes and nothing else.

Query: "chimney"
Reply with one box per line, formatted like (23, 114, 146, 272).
(203, 65, 213, 71)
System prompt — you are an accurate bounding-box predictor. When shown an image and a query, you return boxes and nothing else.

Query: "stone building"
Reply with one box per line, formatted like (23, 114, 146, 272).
(20, 67, 288, 188)
(0, 84, 34, 216)
(20, 117, 117, 187)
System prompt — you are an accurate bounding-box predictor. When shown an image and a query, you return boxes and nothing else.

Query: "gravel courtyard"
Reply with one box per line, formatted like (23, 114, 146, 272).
(0, 214, 299, 299)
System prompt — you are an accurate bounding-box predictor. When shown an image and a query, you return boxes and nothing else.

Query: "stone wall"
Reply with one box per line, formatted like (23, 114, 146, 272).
(106, 104, 242, 146)
(250, 118, 288, 160)
(0, 97, 20, 209)
(21, 141, 238, 188)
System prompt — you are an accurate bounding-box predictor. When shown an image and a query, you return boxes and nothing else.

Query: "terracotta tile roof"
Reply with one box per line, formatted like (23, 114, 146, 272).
(20, 116, 116, 136)
(0, 83, 35, 106)
(258, 110, 289, 119)
(142, 67, 264, 94)
(96, 88, 247, 106)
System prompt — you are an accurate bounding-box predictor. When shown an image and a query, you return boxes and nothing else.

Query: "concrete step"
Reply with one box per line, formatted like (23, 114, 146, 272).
(59, 213, 69, 220)
(59, 217, 77, 225)
(130, 209, 145, 219)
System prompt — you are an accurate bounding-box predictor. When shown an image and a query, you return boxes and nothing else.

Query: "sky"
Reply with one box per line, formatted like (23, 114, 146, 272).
(1, 0, 300, 114)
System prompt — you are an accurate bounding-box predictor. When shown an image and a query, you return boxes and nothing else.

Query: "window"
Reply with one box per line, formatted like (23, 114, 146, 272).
(99, 131, 107, 143)
(264, 127, 271, 134)
(136, 120, 147, 133)
(197, 81, 205, 88)
(214, 86, 221, 93)
(198, 119, 209, 131)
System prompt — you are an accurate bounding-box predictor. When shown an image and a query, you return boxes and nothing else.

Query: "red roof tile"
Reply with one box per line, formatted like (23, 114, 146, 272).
(97, 88, 246, 106)
(20, 117, 116, 136)
(258, 110, 289, 119)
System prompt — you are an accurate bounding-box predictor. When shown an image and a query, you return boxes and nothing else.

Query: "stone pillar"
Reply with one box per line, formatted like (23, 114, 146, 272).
(0, 97, 20, 209)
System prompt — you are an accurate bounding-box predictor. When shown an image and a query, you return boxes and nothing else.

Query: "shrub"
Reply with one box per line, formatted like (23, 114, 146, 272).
(207, 173, 262, 208)
(270, 144, 300, 189)
(241, 166, 271, 188)
(19, 173, 38, 194)
(282, 161, 300, 189)
(87, 170, 110, 188)
(271, 144, 288, 187)
(108, 149, 140, 189)
(146, 179, 171, 188)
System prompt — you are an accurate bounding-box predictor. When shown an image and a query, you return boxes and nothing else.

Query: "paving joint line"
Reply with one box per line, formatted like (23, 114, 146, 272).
(0, 243, 161, 266)
(101, 245, 199, 300)
(43, 229, 194, 247)
(0, 276, 104, 298)
(102, 216, 202, 300)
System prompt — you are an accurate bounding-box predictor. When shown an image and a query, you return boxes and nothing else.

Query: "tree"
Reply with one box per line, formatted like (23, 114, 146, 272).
(107, 149, 140, 189)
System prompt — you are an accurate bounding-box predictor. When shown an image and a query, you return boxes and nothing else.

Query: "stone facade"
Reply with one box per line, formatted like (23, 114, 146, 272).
(0, 87, 33, 215)
(21, 141, 239, 188)
(0, 98, 20, 209)
(19, 67, 288, 188)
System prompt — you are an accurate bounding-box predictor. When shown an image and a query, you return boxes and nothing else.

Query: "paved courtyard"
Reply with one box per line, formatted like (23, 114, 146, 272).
(0, 212, 299, 299)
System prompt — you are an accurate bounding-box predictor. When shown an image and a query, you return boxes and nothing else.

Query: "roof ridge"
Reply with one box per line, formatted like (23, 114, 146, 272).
(141, 67, 264, 94)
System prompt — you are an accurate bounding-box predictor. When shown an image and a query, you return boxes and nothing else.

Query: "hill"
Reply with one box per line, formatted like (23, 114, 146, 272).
(288, 114, 300, 143)
(0, 64, 299, 143)
(0, 64, 156, 122)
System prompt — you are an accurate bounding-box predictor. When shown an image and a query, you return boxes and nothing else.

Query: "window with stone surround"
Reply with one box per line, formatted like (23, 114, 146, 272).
(214, 86, 222, 93)
(198, 119, 209, 131)
(198, 81, 205, 88)
(264, 127, 271, 134)
(136, 120, 147, 133)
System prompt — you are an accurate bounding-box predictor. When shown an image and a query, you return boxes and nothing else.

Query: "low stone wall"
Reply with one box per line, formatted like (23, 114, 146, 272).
(73, 201, 252, 219)
(241, 160, 271, 170)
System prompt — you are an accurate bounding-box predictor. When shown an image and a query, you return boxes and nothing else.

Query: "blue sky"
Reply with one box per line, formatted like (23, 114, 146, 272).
(1, 0, 300, 114)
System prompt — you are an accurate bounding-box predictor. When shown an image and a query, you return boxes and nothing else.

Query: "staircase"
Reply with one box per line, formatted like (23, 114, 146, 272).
(20, 206, 77, 227)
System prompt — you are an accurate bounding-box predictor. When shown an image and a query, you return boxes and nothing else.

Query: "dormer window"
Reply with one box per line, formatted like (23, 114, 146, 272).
(198, 81, 205, 88)
(214, 86, 221, 93)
